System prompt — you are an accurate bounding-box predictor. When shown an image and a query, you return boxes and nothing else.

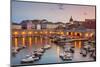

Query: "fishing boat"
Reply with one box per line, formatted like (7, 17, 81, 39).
(59, 51, 73, 60)
(43, 44, 51, 49)
(35, 48, 45, 53)
(80, 48, 87, 57)
(21, 54, 40, 63)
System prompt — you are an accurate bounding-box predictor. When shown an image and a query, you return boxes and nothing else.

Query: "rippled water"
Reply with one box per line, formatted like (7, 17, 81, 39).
(11, 37, 94, 65)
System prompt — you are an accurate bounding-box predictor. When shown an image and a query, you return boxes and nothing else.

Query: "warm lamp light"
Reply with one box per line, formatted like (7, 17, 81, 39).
(85, 33, 89, 37)
(90, 32, 94, 37)
(57, 32, 60, 34)
(66, 32, 69, 35)
(22, 32, 26, 35)
(14, 32, 18, 35)
(49, 31, 52, 34)
(79, 33, 82, 36)
(40, 32, 42, 34)
(45, 31, 48, 34)
(34, 32, 38, 34)
(75, 32, 77, 36)
(28, 31, 32, 34)
(61, 32, 64, 34)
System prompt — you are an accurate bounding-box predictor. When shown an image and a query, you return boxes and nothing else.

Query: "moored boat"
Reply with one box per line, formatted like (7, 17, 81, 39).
(43, 44, 51, 49)
(59, 51, 73, 60)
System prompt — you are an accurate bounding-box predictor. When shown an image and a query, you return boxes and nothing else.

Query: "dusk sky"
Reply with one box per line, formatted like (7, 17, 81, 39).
(12, 1, 95, 23)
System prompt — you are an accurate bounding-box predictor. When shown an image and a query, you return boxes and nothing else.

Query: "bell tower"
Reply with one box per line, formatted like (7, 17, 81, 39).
(69, 16, 73, 24)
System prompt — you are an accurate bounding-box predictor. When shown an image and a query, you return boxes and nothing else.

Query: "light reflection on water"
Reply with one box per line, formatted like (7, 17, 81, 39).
(11, 36, 93, 65)
(13, 36, 82, 48)
(29, 37, 32, 47)
(22, 37, 25, 46)
(14, 38, 18, 48)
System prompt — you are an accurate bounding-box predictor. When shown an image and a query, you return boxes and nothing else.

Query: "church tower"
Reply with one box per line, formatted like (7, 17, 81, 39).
(69, 16, 74, 24)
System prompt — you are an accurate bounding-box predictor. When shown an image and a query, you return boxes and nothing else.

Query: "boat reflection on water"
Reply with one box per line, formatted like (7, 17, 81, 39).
(11, 36, 94, 65)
